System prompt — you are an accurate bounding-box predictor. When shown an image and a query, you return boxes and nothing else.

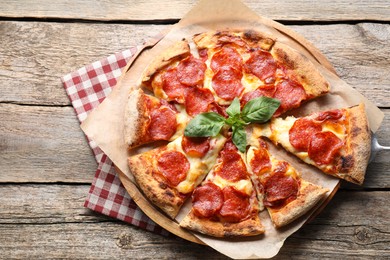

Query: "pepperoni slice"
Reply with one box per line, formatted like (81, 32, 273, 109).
(215, 142, 248, 181)
(273, 79, 307, 116)
(315, 109, 343, 122)
(198, 48, 208, 61)
(161, 67, 189, 103)
(308, 131, 344, 165)
(211, 46, 243, 72)
(159, 99, 178, 113)
(245, 50, 277, 81)
(181, 136, 211, 158)
(144, 95, 161, 111)
(185, 87, 214, 116)
(273, 161, 289, 174)
(192, 182, 223, 218)
(240, 85, 276, 106)
(219, 186, 250, 222)
(289, 118, 322, 152)
(209, 102, 229, 118)
(177, 56, 206, 86)
(250, 145, 271, 175)
(148, 106, 177, 141)
(264, 171, 299, 205)
(212, 67, 244, 101)
(157, 150, 190, 187)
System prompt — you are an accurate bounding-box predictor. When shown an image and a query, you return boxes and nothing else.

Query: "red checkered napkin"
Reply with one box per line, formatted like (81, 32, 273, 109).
(61, 48, 168, 235)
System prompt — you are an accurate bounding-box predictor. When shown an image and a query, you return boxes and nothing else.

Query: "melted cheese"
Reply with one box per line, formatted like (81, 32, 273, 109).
(212, 174, 253, 196)
(249, 124, 272, 142)
(242, 73, 263, 93)
(169, 104, 189, 141)
(173, 135, 226, 194)
(322, 122, 346, 140)
(245, 146, 256, 174)
(270, 116, 297, 151)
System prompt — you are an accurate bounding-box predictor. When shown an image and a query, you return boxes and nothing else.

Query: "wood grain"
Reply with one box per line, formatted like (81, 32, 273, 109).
(0, 185, 388, 259)
(1, 0, 389, 258)
(1, 21, 389, 107)
(0, 21, 167, 106)
(1, 0, 390, 22)
(0, 103, 97, 183)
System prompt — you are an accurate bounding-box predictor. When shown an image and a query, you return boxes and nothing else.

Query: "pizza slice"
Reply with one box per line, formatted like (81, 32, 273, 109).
(140, 39, 217, 117)
(252, 103, 371, 185)
(128, 134, 226, 218)
(124, 88, 189, 149)
(180, 141, 265, 237)
(246, 137, 329, 228)
(193, 30, 330, 115)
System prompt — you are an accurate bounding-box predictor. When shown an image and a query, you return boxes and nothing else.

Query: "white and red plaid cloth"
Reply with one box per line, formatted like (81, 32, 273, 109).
(61, 48, 168, 235)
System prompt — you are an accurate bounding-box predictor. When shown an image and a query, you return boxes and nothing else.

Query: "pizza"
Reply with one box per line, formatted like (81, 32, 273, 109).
(128, 134, 226, 218)
(246, 137, 329, 227)
(180, 141, 265, 237)
(123, 29, 371, 237)
(124, 88, 189, 149)
(251, 103, 371, 185)
(141, 30, 330, 117)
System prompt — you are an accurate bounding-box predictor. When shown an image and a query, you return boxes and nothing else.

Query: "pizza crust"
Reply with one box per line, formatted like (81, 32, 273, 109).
(193, 29, 276, 51)
(267, 180, 329, 228)
(271, 42, 330, 97)
(141, 39, 190, 86)
(180, 211, 265, 237)
(124, 89, 151, 148)
(338, 103, 371, 185)
(128, 149, 186, 219)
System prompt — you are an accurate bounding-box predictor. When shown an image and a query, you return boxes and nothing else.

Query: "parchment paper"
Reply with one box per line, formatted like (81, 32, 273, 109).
(81, 0, 384, 258)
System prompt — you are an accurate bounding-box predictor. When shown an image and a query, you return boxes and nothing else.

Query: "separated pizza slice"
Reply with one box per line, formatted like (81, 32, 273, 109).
(180, 141, 265, 237)
(246, 137, 329, 228)
(193, 30, 330, 115)
(252, 103, 371, 185)
(128, 134, 226, 219)
(124, 88, 190, 149)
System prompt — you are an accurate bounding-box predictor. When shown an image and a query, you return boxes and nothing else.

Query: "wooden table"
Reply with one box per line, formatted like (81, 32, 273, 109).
(1, 1, 389, 258)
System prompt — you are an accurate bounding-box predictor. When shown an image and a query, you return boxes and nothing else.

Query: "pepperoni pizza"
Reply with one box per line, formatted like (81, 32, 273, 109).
(124, 88, 193, 149)
(180, 141, 265, 237)
(141, 30, 330, 117)
(123, 30, 371, 237)
(128, 135, 226, 218)
(252, 103, 371, 185)
(246, 138, 329, 227)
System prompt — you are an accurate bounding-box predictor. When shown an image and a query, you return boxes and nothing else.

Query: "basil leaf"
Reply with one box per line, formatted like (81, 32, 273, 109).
(184, 112, 226, 137)
(232, 124, 247, 153)
(226, 98, 241, 118)
(241, 97, 280, 123)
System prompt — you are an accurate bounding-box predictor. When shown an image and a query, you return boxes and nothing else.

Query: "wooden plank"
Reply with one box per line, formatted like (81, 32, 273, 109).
(0, 103, 97, 183)
(0, 185, 93, 224)
(0, 21, 167, 106)
(0, 185, 388, 258)
(1, 0, 390, 22)
(1, 21, 389, 107)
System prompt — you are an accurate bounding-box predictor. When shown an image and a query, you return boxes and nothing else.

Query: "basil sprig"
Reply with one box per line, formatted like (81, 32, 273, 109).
(184, 96, 280, 153)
